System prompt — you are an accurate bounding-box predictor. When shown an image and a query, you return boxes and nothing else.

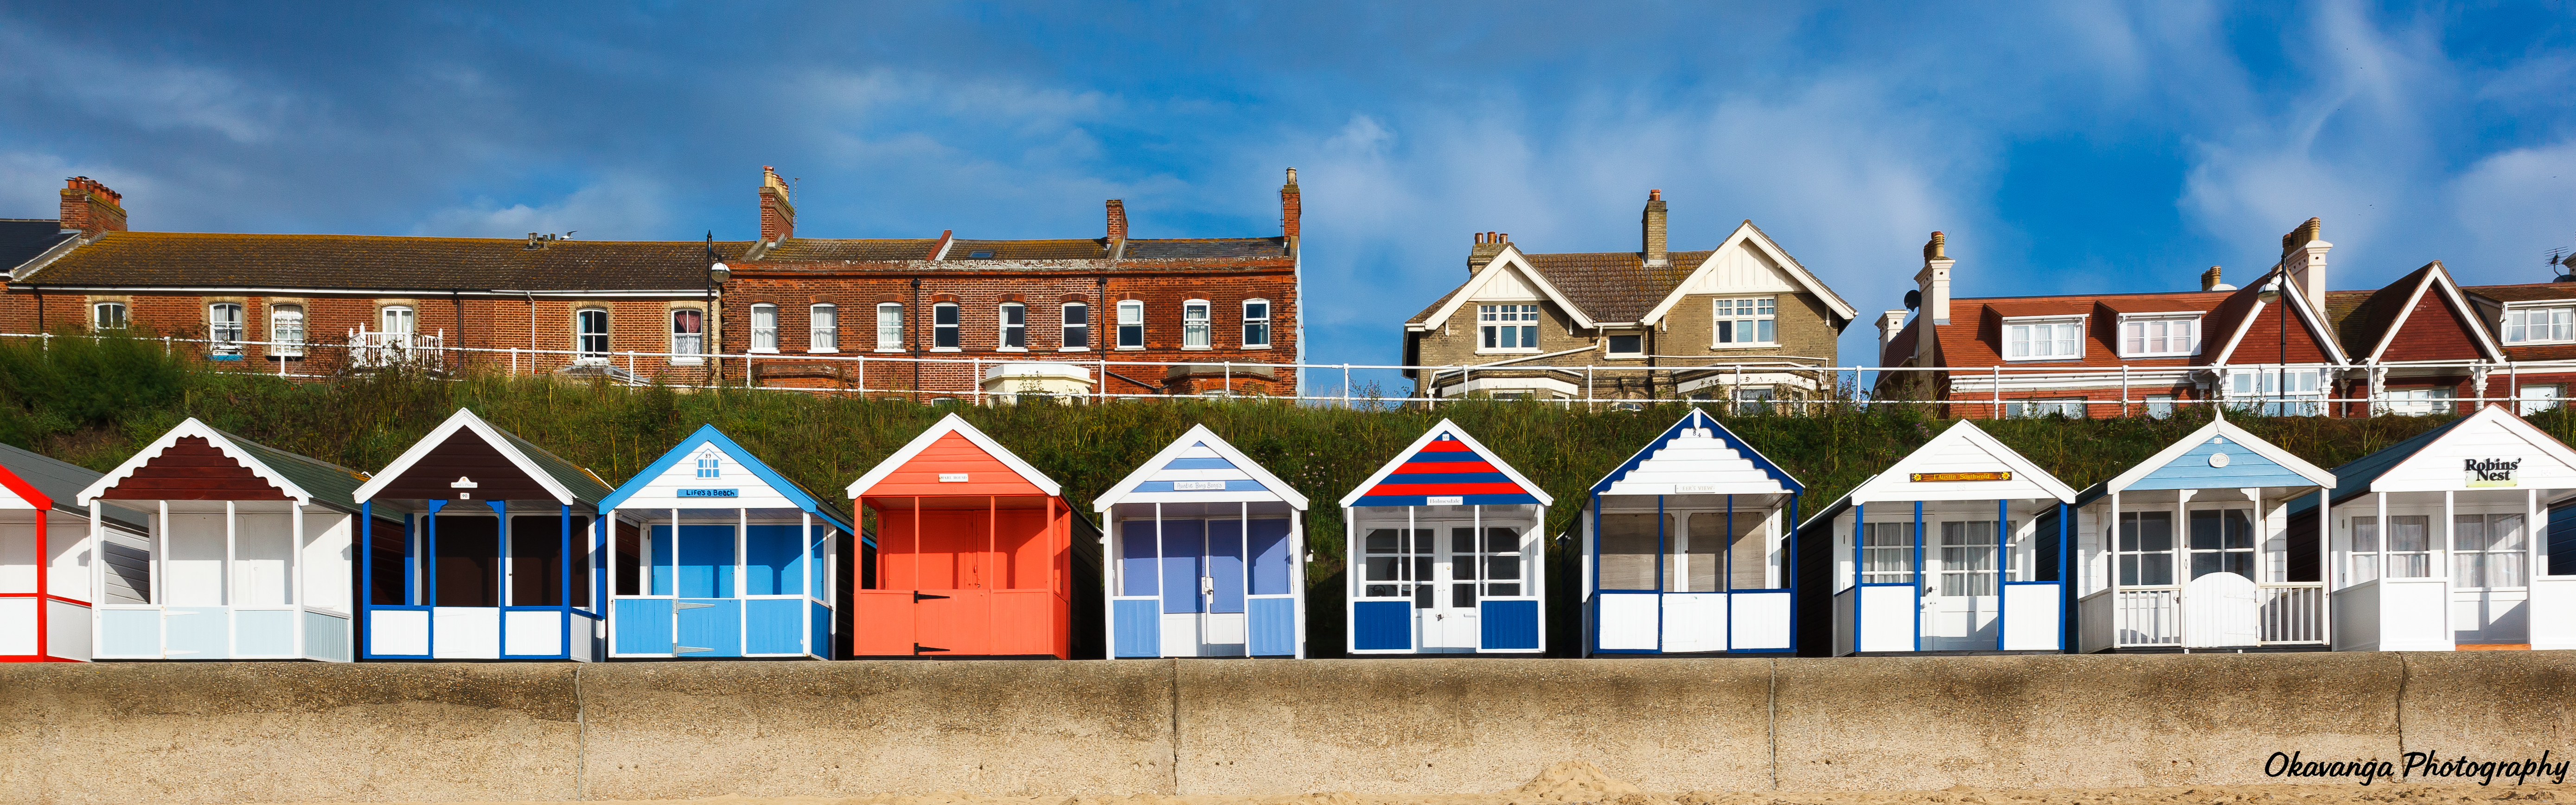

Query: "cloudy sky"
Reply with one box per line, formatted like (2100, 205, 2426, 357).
(3, 2, 2571, 388)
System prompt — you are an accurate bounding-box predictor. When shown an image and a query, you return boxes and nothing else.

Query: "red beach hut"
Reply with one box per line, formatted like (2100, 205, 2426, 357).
(845, 413, 1099, 658)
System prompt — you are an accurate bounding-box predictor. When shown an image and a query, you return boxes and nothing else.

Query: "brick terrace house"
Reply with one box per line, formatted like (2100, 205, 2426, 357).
(719, 167, 1303, 400)
(1878, 218, 2570, 418)
(1402, 190, 1856, 406)
(3, 179, 741, 383)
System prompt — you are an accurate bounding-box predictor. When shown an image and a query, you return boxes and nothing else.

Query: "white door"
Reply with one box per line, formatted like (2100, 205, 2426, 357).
(2451, 511, 2531, 645)
(1924, 519, 2002, 650)
(1421, 523, 1478, 651)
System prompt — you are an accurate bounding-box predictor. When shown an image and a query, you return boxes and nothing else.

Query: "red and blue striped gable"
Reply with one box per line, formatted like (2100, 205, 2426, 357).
(1350, 433, 1541, 507)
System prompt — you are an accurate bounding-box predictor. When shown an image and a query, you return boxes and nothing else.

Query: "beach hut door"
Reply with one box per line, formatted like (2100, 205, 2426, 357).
(1157, 520, 1248, 657)
(1923, 519, 2005, 650)
(2180, 572, 2261, 648)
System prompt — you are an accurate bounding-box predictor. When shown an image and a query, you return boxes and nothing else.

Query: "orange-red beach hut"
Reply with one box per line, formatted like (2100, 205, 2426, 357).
(845, 413, 1099, 658)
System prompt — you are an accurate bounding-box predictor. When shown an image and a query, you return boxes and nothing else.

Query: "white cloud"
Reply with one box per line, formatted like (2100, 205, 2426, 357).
(412, 175, 673, 240)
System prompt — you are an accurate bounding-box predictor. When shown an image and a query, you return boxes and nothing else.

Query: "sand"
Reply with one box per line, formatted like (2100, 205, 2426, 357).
(250, 761, 2574, 805)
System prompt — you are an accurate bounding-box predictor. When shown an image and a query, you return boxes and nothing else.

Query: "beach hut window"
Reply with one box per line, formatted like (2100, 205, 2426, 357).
(695, 454, 720, 478)
(2453, 514, 2527, 589)
(1935, 521, 2006, 596)
(2186, 509, 2257, 580)
(1455, 526, 1524, 601)
(2383, 515, 2433, 578)
(1673, 513, 1726, 592)
(1360, 528, 1432, 605)
(1598, 514, 1664, 590)
(2347, 517, 2380, 584)
(507, 515, 591, 606)
(1861, 522, 1916, 584)
(434, 515, 502, 607)
(2117, 511, 2175, 586)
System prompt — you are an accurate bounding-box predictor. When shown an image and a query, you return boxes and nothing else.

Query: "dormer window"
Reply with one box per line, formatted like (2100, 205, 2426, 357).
(2003, 316, 2084, 361)
(2117, 313, 2200, 358)
(2505, 304, 2575, 345)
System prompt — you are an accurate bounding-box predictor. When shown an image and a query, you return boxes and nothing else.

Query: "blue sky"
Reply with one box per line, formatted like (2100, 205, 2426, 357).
(3, 2, 2572, 393)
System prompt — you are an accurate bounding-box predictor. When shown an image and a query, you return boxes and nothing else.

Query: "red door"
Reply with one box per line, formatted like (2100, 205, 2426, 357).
(913, 589, 991, 655)
(853, 590, 916, 656)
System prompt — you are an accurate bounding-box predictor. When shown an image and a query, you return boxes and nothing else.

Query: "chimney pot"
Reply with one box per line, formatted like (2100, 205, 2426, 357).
(58, 176, 128, 236)
(2200, 265, 2237, 292)
(1279, 167, 1302, 253)
(1915, 231, 1955, 328)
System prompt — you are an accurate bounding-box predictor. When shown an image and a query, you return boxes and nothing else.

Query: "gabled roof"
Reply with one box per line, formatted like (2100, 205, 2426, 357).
(354, 408, 611, 506)
(1637, 220, 1857, 327)
(1407, 245, 1600, 329)
(845, 413, 1062, 498)
(600, 424, 857, 534)
(2085, 410, 2333, 499)
(1829, 420, 2074, 507)
(0, 443, 142, 530)
(17, 232, 750, 294)
(2205, 266, 2352, 366)
(79, 418, 370, 511)
(1340, 419, 1552, 509)
(0, 219, 74, 274)
(2347, 261, 2503, 363)
(2320, 406, 2576, 505)
(1092, 424, 1309, 510)
(1589, 408, 1802, 498)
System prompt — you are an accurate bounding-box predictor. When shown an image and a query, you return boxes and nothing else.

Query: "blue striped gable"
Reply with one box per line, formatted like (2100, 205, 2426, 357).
(2124, 435, 2319, 491)
(1351, 433, 1541, 508)
(1136, 441, 1272, 495)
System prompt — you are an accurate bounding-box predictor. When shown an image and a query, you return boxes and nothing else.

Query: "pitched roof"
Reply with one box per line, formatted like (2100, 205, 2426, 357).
(0, 219, 74, 273)
(756, 238, 942, 262)
(1918, 289, 2238, 370)
(2344, 262, 2500, 362)
(844, 413, 1062, 498)
(78, 418, 372, 513)
(1588, 408, 1802, 497)
(2461, 282, 2576, 304)
(1092, 424, 1310, 509)
(750, 237, 1288, 266)
(0, 442, 146, 530)
(20, 232, 749, 293)
(1340, 419, 1552, 509)
(1522, 250, 1707, 324)
(1123, 238, 1289, 259)
(599, 424, 857, 534)
(353, 408, 611, 506)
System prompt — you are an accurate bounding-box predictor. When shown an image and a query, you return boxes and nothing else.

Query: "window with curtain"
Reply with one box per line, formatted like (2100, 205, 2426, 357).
(2454, 513, 2527, 589)
(1936, 521, 2005, 596)
(670, 309, 704, 362)
(208, 303, 244, 357)
(269, 304, 305, 358)
(2003, 317, 2084, 360)
(1182, 299, 1211, 348)
(809, 304, 837, 352)
(1861, 522, 1915, 585)
(876, 303, 903, 351)
(749, 303, 778, 352)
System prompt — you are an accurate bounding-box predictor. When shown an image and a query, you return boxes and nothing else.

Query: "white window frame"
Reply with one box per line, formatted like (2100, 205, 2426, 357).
(2452, 512, 2528, 590)
(1477, 304, 1540, 354)
(2379, 386, 2456, 416)
(269, 304, 305, 358)
(1712, 296, 1777, 347)
(2503, 303, 2576, 345)
(2002, 315, 2085, 361)
(208, 303, 244, 357)
(669, 308, 705, 365)
(2226, 368, 2325, 416)
(2144, 394, 2177, 419)
(381, 305, 416, 335)
(809, 303, 838, 353)
(1116, 300, 1144, 350)
(2005, 399, 2088, 419)
(1240, 298, 1271, 349)
(1860, 522, 1916, 585)
(876, 303, 904, 352)
(576, 308, 610, 363)
(749, 303, 779, 353)
(92, 302, 127, 330)
(1182, 299, 1212, 350)
(1061, 303, 1089, 351)
(931, 303, 960, 351)
(998, 302, 1027, 351)
(1605, 332, 1645, 359)
(2116, 313, 2201, 358)
(2519, 383, 2562, 415)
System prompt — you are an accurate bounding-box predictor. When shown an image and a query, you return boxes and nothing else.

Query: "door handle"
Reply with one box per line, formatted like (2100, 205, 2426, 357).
(1201, 576, 1214, 595)
(674, 602, 715, 610)
(914, 592, 949, 601)
(914, 643, 949, 653)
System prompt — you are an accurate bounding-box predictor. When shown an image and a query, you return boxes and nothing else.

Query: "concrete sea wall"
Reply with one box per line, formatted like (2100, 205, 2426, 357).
(2, 652, 2571, 803)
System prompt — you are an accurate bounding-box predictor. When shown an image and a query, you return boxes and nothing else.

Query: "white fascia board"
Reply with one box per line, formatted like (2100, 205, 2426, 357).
(78, 417, 317, 505)
(1336, 418, 1553, 509)
(352, 408, 575, 505)
(844, 412, 1061, 498)
(1094, 423, 1308, 511)
(1638, 220, 1858, 326)
(1418, 247, 1598, 330)
(2104, 415, 2334, 492)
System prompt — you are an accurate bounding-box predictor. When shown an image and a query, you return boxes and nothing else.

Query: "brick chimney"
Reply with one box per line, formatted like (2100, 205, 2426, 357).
(1642, 189, 1668, 267)
(60, 177, 126, 236)
(2200, 265, 2236, 291)
(1469, 231, 1508, 274)
(1106, 199, 1128, 242)
(2281, 217, 2329, 310)
(758, 166, 795, 244)
(1915, 232, 1953, 326)
(1280, 167, 1300, 256)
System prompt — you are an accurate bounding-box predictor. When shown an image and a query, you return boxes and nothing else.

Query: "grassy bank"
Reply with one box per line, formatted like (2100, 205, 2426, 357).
(0, 334, 2547, 654)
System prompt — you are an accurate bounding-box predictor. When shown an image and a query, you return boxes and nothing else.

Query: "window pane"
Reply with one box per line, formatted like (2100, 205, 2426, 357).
(811, 305, 837, 350)
(1062, 303, 1088, 348)
(1598, 514, 1659, 590)
(751, 304, 777, 350)
(876, 304, 903, 348)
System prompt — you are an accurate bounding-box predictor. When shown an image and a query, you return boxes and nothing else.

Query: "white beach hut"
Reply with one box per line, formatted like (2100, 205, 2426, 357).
(1339, 419, 1552, 655)
(1094, 425, 1309, 658)
(1580, 408, 1802, 656)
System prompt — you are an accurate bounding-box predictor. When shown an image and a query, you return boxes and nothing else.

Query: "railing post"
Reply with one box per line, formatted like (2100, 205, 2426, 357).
(1343, 363, 1352, 409)
(972, 357, 981, 406)
(1992, 365, 2001, 419)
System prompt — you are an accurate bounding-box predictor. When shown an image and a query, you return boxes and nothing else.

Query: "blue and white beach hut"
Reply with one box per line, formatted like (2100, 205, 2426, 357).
(354, 408, 610, 661)
(1794, 420, 2077, 655)
(2065, 411, 2335, 652)
(1581, 408, 1802, 656)
(601, 425, 857, 659)
(1339, 419, 1552, 655)
(1094, 425, 1309, 658)
(2301, 405, 2576, 651)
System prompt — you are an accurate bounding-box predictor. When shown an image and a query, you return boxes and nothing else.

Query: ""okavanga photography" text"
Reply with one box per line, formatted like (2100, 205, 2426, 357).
(2266, 751, 2569, 786)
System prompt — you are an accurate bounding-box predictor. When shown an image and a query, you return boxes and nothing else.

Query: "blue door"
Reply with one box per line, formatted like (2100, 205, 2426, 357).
(676, 599, 741, 657)
(1161, 520, 1207, 614)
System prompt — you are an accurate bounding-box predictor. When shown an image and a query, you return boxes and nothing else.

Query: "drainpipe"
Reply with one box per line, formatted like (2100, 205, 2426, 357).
(911, 277, 923, 401)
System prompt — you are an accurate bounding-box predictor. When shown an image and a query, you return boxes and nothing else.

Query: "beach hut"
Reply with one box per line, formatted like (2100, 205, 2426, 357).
(0, 443, 151, 662)
(846, 413, 1100, 659)
(1793, 420, 2077, 655)
(1094, 425, 1309, 658)
(353, 408, 611, 660)
(2064, 411, 2336, 652)
(77, 419, 378, 661)
(1339, 419, 1551, 655)
(600, 425, 857, 659)
(1580, 408, 1802, 656)
(2303, 405, 2576, 650)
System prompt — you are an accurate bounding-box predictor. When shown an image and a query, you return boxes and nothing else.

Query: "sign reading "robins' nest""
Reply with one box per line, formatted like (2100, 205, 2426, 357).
(2466, 458, 2524, 487)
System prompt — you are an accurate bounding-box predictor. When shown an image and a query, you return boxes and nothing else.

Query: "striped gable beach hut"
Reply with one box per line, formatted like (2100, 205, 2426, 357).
(1095, 425, 1309, 658)
(1339, 419, 1551, 655)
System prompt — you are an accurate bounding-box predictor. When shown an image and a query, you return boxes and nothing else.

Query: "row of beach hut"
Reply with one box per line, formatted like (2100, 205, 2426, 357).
(2, 404, 2570, 663)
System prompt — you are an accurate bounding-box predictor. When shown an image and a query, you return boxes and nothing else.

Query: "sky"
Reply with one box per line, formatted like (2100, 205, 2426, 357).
(3, 2, 2572, 394)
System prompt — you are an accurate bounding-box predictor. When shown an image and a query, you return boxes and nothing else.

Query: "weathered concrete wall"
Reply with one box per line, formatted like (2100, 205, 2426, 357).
(2, 652, 2571, 804)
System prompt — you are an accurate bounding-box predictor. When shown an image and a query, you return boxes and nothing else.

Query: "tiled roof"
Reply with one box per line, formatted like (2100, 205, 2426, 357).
(2463, 282, 2576, 303)
(2324, 290, 2374, 358)
(1522, 249, 1710, 324)
(1923, 288, 2241, 371)
(757, 239, 940, 262)
(750, 237, 1289, 265)
(1407, 285, 1463, 326)
(22, 232, 749, 292)
(2337, 263, 2437, 360)
(1123, 238, 1287, 259)
(948, 238, 1108, 260)
(1880, 317, 1920, 367)
(0, 219, 73, 272)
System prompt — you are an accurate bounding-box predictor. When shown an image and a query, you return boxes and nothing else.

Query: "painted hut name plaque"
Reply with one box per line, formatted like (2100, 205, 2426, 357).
(1172, 481, 1226, 490)
(677, 489, 738, 497)
(1909, 471, 2011, 483)
(2466, 458, 2522, 487)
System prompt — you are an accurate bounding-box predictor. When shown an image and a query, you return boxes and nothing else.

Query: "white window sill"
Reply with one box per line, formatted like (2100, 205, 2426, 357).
(2506, 341, 2576, 347)
(2117, 352, 2196, 360)
(808, 348, 840, 354)
(876, 348, 905, 354)
(997, 347, 1027, 353)
(670, 358, 705, 366)
(931, 348, 961, 353)
(1117, 346, 1145, 351)
(1182, 346, 1213, 351)
(1475, 349, 1542, 356)
(1240, 344, 1273, 350)
(1059, 347, 1091, 353)
(2003, 356, 2086, 362)
(1710, 342, 1780, 350)
(748, 348, 780, 354)
(1606, 355, 1647, 361)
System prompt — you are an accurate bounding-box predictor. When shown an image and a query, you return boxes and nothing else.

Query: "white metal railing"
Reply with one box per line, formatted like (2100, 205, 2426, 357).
(2115, 588, 2180, 646)
(19, 331, 2576, 412)
(2259, 583, 2327, 644)
(348, 328, 445, 370)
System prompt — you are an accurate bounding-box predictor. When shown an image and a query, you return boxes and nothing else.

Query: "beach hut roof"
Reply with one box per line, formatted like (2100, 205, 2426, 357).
(2322, 405, 2576, 504)
(600, 424, 857, 534)
(78, 417, 370, 512)
(2077, 410, 2333, 504)
(1339, 419, 1553, 509)
(845, 413, 1062, 499)
(353, 408, 611, 506)
(1093, 424, 1309, 511)
(1588, 407, 1801, 498)
(1798, 421, 2074, 532)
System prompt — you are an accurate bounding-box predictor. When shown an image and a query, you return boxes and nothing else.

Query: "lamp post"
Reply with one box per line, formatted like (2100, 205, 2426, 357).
(2258, 279, 2284, 414)
(706, 232, 729, 386)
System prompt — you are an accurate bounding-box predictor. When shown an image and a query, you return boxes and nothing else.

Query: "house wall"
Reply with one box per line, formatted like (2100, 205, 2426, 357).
(1407, 265, 1841, 401)
(6, 653, 2574, 801)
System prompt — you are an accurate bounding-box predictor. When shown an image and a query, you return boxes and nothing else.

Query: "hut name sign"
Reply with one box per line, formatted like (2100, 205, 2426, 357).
(2466, 459, 2523, 488)
(1909, 471, 2012, 483)
(677, 489, 739, 498)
